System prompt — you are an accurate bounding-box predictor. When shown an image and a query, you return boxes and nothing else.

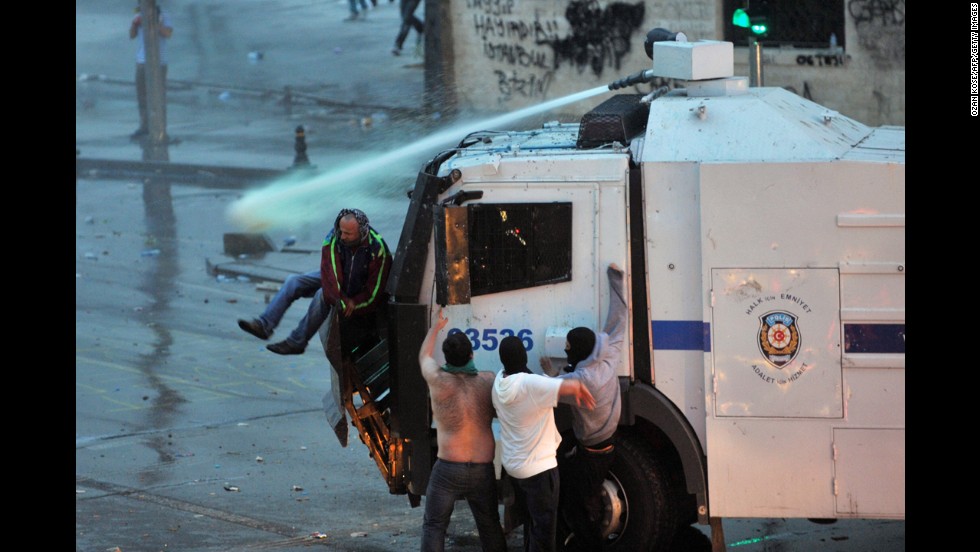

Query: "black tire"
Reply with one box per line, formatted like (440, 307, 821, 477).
(558, 430, 680, 552)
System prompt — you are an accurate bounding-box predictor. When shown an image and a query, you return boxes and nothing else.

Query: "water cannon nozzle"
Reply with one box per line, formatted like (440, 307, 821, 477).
(608, 69, 656, 91)
(644, 28, 688, 59)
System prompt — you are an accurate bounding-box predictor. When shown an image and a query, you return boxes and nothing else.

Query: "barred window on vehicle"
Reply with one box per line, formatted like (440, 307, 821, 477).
(468, 203, 572, 296)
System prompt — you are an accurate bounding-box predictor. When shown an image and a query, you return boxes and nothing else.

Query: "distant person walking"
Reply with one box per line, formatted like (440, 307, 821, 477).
(391, 0, 423, 56)
(346, 0, 370, 21)
(129, 1, 173, 140)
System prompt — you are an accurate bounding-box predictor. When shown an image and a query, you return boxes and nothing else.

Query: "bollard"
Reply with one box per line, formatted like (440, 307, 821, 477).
(292, 125, 311, 168)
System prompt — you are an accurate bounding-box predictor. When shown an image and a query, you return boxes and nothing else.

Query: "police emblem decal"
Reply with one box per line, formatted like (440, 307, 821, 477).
(758, 311, 800, 369)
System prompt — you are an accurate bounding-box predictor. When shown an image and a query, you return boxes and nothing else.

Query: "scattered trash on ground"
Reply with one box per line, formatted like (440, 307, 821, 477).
(223, 484, 240, 492)
(140, 249, 161, 257)
(255, 456, 264, 463)
(291, 485, 304, 491)
(350, 532, 368, 538)
(311, 532, 328, 539)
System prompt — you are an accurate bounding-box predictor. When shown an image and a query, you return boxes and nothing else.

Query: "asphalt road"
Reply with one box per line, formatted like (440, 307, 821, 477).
(75, 1, 905, 551)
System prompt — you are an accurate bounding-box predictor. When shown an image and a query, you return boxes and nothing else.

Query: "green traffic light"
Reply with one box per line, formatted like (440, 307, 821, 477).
(733, 8, 750, 28)
(751, 23, 768, 35)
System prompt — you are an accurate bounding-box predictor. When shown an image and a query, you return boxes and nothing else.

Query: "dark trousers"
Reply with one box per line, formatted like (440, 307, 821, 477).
(512, 467, 560, 552)
(558, 437, 617, 550)
(422, 459, 507, 552)
(394, 0, 424, 49)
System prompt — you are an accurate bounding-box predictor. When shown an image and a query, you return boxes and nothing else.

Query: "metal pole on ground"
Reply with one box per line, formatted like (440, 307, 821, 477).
(748, 39, 764, 87)
(140, 0, 168, 161)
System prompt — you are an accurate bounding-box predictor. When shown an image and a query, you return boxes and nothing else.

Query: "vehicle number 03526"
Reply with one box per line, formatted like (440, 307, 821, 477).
(448, 328, 533, 351)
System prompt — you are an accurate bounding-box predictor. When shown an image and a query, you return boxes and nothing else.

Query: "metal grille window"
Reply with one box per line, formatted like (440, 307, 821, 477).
(468, 203, 572, 296)
(844, 323, 906, 354)
(723, 0, 846, 49)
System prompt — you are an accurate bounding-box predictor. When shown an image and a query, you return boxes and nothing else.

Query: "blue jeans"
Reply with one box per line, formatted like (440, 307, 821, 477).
(348, 0, 368, 14)
(512, 467, 560, 552)
(259, 270, 329, 346)
(422, 459, 507, 552)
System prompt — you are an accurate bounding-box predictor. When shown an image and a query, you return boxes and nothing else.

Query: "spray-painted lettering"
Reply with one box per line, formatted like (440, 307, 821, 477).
(795, 54, 846, 67)
(494, 69, 554, 102)
(473, 15, 560, 42)
(465, 0, 515, 16)
(484, 42, 550, 68)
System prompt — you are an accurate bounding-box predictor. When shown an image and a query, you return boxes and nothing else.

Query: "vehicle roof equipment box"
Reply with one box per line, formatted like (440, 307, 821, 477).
(576, 94, 650, 149)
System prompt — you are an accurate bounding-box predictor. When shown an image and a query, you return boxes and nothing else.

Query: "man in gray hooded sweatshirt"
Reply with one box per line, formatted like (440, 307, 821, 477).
(539, 263, 627, 550)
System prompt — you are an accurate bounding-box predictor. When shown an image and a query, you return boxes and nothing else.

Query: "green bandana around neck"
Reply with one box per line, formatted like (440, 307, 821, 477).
(441, 359, 478, 375)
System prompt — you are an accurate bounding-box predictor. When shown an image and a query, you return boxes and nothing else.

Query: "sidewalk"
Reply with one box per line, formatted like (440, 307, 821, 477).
(76, 0, 426, 171)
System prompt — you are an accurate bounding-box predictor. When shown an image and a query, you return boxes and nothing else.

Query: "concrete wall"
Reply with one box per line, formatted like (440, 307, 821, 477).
(442, 0, 904, 127)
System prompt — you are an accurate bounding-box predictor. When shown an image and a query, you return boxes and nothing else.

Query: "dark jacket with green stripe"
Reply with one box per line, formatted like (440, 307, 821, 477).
(319, 225, 391, 316)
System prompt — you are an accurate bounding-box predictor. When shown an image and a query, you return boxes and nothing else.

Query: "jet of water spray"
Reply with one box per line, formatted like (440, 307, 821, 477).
(227, 85, 612, 230)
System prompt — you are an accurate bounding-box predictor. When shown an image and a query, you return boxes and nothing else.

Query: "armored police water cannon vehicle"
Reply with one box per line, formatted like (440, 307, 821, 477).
(320, 29, 905, 552)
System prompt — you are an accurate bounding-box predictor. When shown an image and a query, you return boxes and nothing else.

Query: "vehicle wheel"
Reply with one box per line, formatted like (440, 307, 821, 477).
(558, 430, 680, 552)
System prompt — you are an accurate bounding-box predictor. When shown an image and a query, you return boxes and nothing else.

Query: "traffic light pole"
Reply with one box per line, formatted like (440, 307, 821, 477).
(748, 39, 764, 87)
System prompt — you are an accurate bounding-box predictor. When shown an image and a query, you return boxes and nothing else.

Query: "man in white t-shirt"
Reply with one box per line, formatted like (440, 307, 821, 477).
(492, 336, 595, 552)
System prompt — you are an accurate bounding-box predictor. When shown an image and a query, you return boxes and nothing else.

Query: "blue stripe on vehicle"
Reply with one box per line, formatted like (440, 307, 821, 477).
(651, 321, 711, 352)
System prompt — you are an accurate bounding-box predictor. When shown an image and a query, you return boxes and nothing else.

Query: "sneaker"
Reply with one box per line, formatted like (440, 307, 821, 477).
(343, 12, 358, 21)
(238, 318, 272, 340)
(267, 340, 306, 355)
(391, 47, 401, 56)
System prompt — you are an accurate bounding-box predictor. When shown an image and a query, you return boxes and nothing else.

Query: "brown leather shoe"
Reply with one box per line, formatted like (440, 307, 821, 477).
(267, 340, 305, 355)
(238, 318, 271, 340)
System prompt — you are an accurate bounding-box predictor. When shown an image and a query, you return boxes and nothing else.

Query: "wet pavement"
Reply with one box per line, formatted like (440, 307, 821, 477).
(75, 1, 904, 551)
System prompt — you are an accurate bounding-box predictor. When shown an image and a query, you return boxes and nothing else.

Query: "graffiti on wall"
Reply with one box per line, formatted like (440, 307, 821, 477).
(465, 0, 647, 103)
(467, 0, 558, 102)
(796, 54, 847, 67)
(544, 1, 646, 77)
(848, 0, 904, 26)
(847, 0, 905, 66)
